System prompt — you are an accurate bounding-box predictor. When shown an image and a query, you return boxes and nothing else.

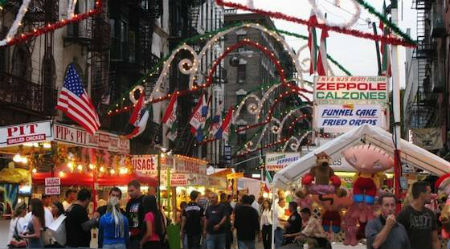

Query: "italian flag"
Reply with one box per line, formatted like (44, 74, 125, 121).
(308, 11, 318, 75)
(317, 28, 329, 76)
(162, 93, 178, 141)
(264, 169, 272, 192)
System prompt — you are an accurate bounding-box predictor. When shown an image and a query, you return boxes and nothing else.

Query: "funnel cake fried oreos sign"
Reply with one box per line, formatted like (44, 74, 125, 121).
(314, 104, 387, 133)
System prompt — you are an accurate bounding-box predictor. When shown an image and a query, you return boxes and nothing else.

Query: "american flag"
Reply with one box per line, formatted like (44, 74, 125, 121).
(56, 64, 100, 134)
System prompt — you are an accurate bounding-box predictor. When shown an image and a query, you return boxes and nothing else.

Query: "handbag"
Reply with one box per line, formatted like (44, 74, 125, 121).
(8, 219, 27, 248)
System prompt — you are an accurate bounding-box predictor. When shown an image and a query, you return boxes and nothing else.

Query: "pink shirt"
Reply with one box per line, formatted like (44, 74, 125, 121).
(144, 212, 160, 241)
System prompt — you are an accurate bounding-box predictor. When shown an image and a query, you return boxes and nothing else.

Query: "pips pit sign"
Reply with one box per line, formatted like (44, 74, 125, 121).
(314, 76, 389, 105)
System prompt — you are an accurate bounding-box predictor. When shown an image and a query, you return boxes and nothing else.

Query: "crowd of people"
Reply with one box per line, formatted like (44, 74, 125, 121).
(4, 180, 449, 249)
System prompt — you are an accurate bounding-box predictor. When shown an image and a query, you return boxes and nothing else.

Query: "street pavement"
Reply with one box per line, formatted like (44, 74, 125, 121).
(0, 219, 365, 249)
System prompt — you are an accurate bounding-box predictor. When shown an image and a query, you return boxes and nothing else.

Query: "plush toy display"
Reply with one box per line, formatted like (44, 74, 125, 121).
(342, 213, 359, 246)
(302, 152, 342, 195)
(436, 174, 450, 239)
(342, 144, 393, 204)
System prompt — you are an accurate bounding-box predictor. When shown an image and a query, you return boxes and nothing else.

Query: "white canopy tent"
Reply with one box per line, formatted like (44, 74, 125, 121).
(273, 124, 450, 189)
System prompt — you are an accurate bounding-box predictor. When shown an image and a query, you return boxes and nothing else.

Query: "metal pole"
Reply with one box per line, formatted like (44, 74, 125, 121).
(391, 0, 402, 203)
(372, 22, 382, 76)
(157, 152, 161, 205)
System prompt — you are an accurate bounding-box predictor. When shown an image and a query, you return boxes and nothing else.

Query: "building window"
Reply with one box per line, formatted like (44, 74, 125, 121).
(11, 45, 31, 81)
(237, 64, 246, 84)
(237, 34, 246, 52)
(110, 18, 129, 61)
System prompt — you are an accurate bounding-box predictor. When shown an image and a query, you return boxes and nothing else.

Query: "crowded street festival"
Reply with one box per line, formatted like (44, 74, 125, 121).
(0, 0, 448, 249)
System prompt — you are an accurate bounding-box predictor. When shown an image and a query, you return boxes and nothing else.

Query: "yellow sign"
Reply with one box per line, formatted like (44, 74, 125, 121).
(227, 172, 244, 180)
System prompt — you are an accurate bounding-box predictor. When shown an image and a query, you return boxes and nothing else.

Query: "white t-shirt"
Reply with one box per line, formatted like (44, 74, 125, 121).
(62, 201, 72, 211)
(251, 201, 261, 215)
(273, 204, 287, 229)
(24, 207, 54, 228)
(8, 217, 27, 242)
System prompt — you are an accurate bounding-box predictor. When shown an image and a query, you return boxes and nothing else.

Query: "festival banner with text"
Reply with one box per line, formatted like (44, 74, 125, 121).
(314, 104, 386, 133)
(314, 76, 389, 133)
(314, 76, 388, 105)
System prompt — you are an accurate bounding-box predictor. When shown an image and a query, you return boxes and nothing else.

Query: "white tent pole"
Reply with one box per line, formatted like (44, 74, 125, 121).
(271, 187, 276, 249)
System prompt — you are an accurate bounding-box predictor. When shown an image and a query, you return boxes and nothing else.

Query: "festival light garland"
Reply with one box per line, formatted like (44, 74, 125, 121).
(0, 0, 102, 46)
(308, 0, 361, 28)
(110, 39, 311, 117)
(105, 23, 352, 116)
(236, 114, 311, 157)
(354, 0, 415, 44)
(215, 0, 415, 47)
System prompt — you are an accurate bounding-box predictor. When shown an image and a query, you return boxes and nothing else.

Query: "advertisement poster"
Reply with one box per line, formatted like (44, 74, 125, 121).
(314, 76, 388, 105)
(265, 153, 300, 171)
(0, 120, 52, 147)
(314, 104, 386, 133)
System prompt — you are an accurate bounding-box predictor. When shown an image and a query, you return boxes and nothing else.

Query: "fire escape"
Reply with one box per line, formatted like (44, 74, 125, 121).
(0, 0, 58, 124)
(411, 0, 434, 128)
(63, 0, 110, 109)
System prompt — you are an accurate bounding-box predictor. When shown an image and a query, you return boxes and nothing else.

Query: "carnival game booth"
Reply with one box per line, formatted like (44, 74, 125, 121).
(272, 124, 450, 246)
(0, 120, 148, 211)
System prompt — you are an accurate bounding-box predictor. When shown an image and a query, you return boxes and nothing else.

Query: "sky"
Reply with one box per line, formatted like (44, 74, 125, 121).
(230, 0, 417, 88)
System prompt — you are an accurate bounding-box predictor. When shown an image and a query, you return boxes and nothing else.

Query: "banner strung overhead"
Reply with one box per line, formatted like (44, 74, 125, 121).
(314, 104, 387, 133)
(314, 76, 388, 105)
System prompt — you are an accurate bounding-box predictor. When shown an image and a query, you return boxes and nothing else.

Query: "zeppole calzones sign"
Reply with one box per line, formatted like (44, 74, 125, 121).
(313, 76, 389, 133)
(314, 76, 388, 105)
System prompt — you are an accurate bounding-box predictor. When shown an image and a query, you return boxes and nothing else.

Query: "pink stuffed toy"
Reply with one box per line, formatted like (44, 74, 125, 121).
(342, 213, 359, 246)
(342, 144, 393, 204)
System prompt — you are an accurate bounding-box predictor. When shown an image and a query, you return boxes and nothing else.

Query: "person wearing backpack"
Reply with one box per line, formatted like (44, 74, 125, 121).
(139, 195, 165, 249)
(8, 204, 27, 248)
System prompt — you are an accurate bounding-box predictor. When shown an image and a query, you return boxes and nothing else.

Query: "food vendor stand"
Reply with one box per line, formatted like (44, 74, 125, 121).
(0, 120, 147, 211)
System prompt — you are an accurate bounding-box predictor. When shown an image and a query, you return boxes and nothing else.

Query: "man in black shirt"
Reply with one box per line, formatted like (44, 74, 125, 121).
(220, 193, 233, 249)
(125, 180, 144, 249)
(204, 193, 229, 249)
(234, 195, 260, 249)
(181, 190, 205, 249)
(65, 189, 99, 247)
(283, 201, 302, 245)
(397, 181, 440, 249)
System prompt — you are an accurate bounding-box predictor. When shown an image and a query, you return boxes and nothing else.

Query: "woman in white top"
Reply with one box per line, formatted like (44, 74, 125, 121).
(8, 204, 27, 243)
(260, 199, 273, 249)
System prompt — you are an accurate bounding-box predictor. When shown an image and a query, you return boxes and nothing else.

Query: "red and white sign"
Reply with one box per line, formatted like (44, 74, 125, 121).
(132, 155, 158, 176)
(170, 173, 188, 186)
(45, 177, 61, 186)
(45, 186, 60, 196)
(175, 157, 207, 174)
(54, 123, 130, 153)
(0, 121, 52, 147)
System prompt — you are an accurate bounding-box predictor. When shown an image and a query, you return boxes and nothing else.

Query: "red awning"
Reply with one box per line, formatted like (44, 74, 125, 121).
(32, 172, 157, 187)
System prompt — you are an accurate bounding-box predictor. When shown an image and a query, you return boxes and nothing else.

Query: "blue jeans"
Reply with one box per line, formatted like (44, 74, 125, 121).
(237, 240, 256, 249)
(206, 233, 226, 249)
(104, 244, 127, 249)
(274, 227, 284, 249)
